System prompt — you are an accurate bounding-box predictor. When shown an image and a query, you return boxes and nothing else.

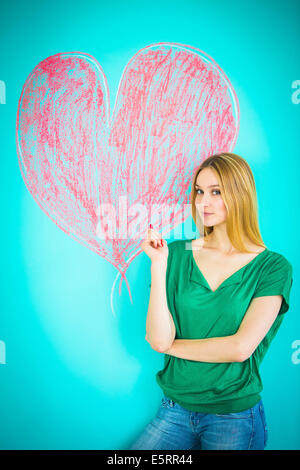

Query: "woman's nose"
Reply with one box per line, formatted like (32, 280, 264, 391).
(199, 193, 211, 206)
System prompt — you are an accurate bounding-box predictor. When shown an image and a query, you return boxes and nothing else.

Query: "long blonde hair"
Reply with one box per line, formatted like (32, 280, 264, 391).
(190, 152, 267, 253)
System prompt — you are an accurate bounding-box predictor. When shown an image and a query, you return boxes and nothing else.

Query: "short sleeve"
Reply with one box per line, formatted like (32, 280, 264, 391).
(252, 254, 293, 315)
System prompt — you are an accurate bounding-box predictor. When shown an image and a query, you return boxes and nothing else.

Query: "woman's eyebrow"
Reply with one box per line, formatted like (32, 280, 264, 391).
(195, 184, 220, 188)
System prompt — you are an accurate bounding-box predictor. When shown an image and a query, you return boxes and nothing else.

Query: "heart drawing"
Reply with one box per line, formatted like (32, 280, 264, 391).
(16, 42, 239, 314)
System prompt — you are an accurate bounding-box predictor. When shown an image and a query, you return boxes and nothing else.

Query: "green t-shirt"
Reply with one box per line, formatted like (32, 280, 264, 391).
(152, 238, 293, 414)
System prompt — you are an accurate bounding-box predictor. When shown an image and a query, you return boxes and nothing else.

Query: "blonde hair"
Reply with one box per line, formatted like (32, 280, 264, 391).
(190, 152, 266, 254)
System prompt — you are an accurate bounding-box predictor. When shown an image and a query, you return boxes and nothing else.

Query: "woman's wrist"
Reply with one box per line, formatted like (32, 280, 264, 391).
(151, 260, 168, 272)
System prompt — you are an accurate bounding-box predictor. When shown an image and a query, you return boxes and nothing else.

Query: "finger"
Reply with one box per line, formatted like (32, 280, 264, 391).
(148, 228, 160, 237)
(147, 229, 161, 241)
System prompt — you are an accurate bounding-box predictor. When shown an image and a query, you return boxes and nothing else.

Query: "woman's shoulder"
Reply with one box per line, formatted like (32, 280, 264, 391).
(265, 247, 291, 262)
(263, 248, 293, 274)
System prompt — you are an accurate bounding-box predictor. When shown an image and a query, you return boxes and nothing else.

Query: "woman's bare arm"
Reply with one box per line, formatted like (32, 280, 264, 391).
(146, 260, 176, 352)
(141, 226, 175, 353)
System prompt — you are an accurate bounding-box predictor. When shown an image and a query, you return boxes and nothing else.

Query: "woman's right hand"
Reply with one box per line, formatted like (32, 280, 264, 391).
(140, 227, 169, 265)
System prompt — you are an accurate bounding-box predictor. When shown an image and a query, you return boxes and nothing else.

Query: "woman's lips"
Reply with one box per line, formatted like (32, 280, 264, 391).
(203, 212, 213, 216)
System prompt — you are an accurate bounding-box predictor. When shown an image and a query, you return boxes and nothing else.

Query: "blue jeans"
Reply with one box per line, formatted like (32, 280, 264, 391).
(129, 395, 268, 450)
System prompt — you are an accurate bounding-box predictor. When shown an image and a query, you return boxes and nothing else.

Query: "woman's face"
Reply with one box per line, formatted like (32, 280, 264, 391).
(194, 168, 228, 227)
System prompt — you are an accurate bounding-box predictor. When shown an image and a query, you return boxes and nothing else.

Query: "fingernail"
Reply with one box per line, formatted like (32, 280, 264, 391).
(149, 224, 153, 229)
(160, 239, 163, 246)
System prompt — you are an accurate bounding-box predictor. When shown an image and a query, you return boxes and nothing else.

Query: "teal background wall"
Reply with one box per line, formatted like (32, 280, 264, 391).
(0, 0, 299, 450)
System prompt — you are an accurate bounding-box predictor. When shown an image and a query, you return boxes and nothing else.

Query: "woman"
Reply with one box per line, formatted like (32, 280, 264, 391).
(129, 152, 293, 450)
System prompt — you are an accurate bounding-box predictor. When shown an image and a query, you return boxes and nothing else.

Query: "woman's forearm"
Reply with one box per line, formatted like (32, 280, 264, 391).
(163, 335, 243, 363)
(146, 261, 176, 352)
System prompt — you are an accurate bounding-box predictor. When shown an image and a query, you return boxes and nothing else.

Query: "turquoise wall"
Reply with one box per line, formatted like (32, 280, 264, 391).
(0, 0, 299, 450)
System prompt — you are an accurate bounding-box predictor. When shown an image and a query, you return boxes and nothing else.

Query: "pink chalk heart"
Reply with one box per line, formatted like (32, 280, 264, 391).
(16, 43, 239, 303)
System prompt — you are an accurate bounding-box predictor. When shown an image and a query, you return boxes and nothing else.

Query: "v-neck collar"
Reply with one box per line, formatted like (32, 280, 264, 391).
(188, 239, 268, 293)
